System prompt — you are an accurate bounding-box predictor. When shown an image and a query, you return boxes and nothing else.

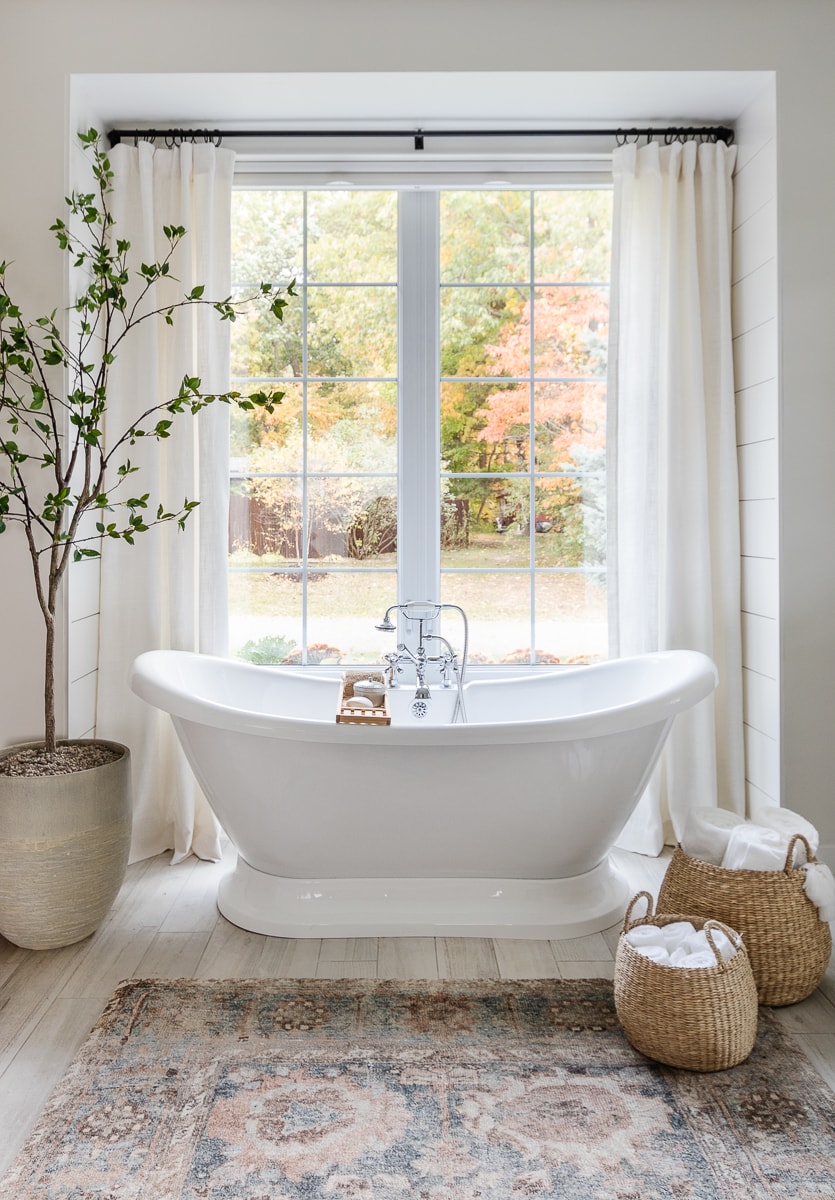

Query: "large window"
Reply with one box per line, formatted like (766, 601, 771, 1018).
(229, 185, 611, 667)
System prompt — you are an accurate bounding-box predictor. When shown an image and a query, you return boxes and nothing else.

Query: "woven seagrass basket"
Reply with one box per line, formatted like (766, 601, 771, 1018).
(657, 833, 832, 1007)
(614, 891, 759, 1072)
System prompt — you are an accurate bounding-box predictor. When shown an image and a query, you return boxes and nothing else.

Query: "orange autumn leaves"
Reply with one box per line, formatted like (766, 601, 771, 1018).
(476, 281, 608, 472)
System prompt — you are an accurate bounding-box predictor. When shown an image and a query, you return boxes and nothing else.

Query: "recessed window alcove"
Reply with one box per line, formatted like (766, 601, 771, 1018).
(67, 69, 778, 813)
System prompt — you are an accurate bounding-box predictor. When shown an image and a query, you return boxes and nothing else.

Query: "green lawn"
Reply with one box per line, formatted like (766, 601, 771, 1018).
(228, 548, 606, 665)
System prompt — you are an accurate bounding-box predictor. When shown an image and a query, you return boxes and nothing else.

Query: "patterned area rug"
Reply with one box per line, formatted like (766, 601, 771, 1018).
(2, 977, 834, 1199)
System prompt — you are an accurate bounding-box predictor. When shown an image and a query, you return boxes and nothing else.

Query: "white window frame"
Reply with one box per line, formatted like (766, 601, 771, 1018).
(397, 191, 440, 633)
(232, 154, 612, 666)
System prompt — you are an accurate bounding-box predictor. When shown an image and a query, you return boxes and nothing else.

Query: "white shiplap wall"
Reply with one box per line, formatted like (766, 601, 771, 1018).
(64, 107, 104, 743)
(67, 552, 99, 740)
(732, 83, 780, 813)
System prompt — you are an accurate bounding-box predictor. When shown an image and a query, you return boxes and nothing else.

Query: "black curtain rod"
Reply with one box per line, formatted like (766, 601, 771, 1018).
(107, 125, 734, 151)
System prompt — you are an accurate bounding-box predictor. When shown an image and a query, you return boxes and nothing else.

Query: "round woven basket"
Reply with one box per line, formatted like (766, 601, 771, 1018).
(614, 891, 759, 1072)
(657, 834, 832, 1007)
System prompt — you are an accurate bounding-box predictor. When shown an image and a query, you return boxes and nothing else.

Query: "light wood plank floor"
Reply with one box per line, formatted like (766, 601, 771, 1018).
(1, 843, 833, 1177)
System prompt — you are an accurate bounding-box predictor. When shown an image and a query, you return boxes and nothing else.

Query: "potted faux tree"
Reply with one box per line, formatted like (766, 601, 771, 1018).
(0, 130, 294, 949)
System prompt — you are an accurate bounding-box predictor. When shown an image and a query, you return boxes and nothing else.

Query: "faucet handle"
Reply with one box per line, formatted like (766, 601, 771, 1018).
(440, 651, 455, 687)
(383, 650, 401, 687)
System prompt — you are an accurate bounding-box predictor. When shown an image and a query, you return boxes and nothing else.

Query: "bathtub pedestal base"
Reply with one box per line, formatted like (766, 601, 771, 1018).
(217, 856, 631, 940)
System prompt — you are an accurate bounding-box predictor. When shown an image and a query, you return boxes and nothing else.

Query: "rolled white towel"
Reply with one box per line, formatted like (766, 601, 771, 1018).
(756, 806, 819, 860)
(685, 927, 738, 962)
(669, 945, 690, 966)
(721, 823, 790, 872)
(660, 920, 696, 953)
(625, 924, 666, 949)
(674, 950, 720, 970)
(633, 944, 671, 965)
(800, 861, 835, 923)
(681, 806, 746, 865)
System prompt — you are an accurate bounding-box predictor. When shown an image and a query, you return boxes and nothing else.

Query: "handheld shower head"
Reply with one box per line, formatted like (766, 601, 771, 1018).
(375, 607, 397, 632)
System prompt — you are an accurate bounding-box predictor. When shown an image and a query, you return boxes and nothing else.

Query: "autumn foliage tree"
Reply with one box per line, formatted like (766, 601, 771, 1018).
(459, 280, 609, 564)
(478, 280, 608, 467)
(230, 187, 610, 571)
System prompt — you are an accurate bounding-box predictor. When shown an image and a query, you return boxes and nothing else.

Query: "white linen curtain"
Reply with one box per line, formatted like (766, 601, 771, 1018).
(95, 142, 235, 863)
(608, 140, 746, 854)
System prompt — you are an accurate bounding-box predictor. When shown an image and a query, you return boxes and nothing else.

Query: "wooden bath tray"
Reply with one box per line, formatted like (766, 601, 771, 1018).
(335, 671, 391, 726)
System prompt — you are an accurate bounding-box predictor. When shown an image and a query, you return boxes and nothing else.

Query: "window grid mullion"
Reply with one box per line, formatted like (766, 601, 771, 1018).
(397, 192, 441, 642)
(529, 191, 536, 664)
(229, 183, 610, 668)
(301, 191, 310, 660)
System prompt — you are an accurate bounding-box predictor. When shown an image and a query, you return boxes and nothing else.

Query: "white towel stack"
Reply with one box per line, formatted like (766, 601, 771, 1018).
(683, 926, 737, 961)
(680, 805, 835, 923)
(660, 920, 696, 953)
(721, 823, 790, 872)
(633, 943, 670, 965)
(624, 920, 738, 968)
(681, 807, 746, 866)
(757, 806, 820, 858)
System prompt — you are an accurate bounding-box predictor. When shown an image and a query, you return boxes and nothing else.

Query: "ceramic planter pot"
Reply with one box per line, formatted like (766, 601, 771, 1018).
(0, 740, 132, 950)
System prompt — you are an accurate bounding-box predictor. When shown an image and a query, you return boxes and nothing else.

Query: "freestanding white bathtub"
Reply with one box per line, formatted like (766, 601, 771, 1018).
(130, 649, 717, 939)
